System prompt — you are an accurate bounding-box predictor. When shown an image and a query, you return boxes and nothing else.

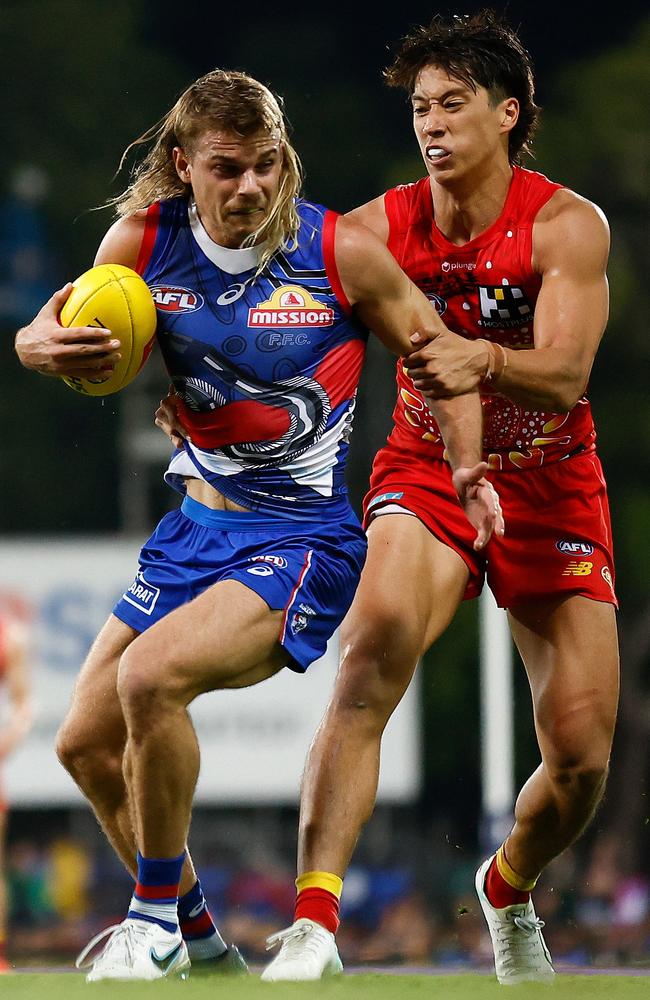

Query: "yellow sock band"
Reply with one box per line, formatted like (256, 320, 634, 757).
(496, 845, 538, 892)
(296, 871, 343, 899)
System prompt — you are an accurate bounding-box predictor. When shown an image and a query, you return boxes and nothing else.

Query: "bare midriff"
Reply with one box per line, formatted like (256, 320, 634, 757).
(184, 476, 251, 512)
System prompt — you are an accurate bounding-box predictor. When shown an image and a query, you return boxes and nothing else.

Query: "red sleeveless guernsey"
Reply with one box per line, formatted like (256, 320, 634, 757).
(385, 166, 597, 471)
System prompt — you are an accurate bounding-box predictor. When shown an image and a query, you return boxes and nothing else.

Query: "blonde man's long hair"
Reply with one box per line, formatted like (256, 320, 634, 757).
(113, 69, 303, 271)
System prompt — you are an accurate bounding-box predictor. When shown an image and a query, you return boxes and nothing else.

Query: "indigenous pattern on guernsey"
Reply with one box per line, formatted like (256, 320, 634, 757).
(385, 167, 597, 471)
(137, 199, 367, 519)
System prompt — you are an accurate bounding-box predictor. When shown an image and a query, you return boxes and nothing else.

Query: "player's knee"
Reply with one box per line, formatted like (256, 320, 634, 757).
(117, 642, 181, 721)
(55, 721, 122, 785)
(548, 756, 610, 803)
(329, 636, 417, 731)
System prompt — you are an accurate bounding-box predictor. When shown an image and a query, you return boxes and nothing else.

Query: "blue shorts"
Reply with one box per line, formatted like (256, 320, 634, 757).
(113, 495, 367, 672)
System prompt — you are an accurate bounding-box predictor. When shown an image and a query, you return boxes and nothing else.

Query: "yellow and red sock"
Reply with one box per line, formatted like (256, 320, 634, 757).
(294, 871, 342, 935)
(485, 844, 537, 908)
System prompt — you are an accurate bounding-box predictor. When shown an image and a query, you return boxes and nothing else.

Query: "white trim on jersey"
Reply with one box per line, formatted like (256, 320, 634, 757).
(189, 200, 268, 275)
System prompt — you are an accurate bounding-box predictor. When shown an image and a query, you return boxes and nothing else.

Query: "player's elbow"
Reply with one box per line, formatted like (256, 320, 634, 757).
(546, 369, 589, 413)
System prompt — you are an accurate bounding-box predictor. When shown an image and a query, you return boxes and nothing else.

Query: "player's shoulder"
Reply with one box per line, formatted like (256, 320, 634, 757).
(334, 211, 389, 255)
(537, 186, 609, 234)
(345, 194, 389, 242)
(94, 210, 149, 269)
(534, 187, 610, 266)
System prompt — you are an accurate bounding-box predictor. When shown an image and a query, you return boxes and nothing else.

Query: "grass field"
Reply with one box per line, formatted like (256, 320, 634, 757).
(2, 972, 649, 999)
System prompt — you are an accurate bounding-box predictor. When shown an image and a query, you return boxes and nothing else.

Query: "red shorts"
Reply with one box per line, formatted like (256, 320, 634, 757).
(364, 444, 617, 609)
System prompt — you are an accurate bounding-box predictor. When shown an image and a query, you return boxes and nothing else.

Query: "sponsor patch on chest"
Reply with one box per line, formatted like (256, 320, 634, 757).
(248, 285, 334, 328)
(478, 285, 532, 328)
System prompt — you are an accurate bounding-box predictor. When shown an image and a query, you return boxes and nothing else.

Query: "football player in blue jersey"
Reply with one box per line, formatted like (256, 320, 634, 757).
(15, 68, 502, 981)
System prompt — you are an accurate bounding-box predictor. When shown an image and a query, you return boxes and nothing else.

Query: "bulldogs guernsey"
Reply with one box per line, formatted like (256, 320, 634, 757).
(386, 167, 597, 471)
(136, 198, 367, 520)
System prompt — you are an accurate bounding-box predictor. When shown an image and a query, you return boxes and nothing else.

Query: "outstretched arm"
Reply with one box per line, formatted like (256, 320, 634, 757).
(334, 214, 503, 548)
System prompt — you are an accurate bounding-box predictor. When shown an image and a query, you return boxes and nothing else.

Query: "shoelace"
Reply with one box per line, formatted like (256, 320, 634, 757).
(496, 912, 547, 970)
(266, 922, 317, 956)
(75, 921, 151, 970)
(512, 915, 545, 934)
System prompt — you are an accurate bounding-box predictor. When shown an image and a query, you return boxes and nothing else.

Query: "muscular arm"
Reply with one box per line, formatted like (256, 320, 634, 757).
(500, 191, 610, 410)
(407, 191, 610, 412)
(0, 622, 33, 760)
(14, 213, 145, 377)
(335, 213, 483, 471)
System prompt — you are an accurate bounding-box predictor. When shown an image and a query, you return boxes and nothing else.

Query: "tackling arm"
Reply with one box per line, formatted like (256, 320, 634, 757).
(334, 214, 483, 470)
(406, 191, 610, 412)
(334, 214, 503, 548)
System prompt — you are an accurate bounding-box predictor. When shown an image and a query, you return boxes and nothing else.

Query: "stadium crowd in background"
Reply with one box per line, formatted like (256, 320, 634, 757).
(5, 818, 650, 970)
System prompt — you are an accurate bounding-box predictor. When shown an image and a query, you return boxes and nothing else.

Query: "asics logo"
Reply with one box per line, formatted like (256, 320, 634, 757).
(187, 902, 204, 919)
(150, 941, 184, 974)
(217, 283, 246, 306)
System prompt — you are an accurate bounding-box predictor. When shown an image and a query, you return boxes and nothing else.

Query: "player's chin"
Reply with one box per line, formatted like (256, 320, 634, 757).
(229, 209, 266, 228)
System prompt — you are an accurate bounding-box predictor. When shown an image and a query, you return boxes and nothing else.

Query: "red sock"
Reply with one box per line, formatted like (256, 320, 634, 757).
(295, 886, 340, 934)
(485, 856, 531, 908)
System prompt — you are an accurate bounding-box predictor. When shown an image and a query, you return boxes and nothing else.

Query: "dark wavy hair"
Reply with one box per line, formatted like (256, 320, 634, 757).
(385, 9, 539, 163)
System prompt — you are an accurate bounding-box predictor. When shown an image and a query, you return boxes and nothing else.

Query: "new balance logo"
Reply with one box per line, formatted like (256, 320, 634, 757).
(562, 561, 593, 577)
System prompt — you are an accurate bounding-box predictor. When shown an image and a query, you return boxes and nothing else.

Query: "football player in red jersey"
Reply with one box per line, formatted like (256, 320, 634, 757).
(259, 10, 619, 985)
(0, 598, 33, 973)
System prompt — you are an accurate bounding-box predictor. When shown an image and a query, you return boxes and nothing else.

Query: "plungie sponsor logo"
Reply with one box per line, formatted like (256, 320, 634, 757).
(248, 285, 334, 328)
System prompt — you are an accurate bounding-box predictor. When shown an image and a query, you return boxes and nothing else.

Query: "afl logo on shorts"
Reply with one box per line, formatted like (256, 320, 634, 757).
(556, 540, 594, 555)
(151, 285, 204, 312)
(251, 555, 288, 569)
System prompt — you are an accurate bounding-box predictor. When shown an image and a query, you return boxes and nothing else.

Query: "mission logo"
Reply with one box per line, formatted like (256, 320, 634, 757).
(248, 286, 334, 328)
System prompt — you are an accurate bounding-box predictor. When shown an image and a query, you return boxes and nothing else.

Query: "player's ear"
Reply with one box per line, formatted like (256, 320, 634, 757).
(173, 146, 192, 184)
(500, 98, 519, 136)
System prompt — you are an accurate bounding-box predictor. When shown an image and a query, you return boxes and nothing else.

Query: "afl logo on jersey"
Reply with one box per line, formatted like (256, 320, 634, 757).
(248, 285, 334, 328)
(151, 285, 204, 313)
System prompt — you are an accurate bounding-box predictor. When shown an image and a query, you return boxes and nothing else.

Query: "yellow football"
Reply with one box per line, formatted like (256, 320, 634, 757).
(59, 263, 157, 396)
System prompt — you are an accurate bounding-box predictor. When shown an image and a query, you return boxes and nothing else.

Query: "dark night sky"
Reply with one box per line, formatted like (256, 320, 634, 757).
(141, 1, 648, 213)
(147, 1, 648, 102)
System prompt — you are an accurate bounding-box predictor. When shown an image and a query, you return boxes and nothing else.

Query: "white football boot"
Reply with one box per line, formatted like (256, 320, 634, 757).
(75, 917, 190, 981)
(261, 917, 343, 981)
(475, 856, 555, 985)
